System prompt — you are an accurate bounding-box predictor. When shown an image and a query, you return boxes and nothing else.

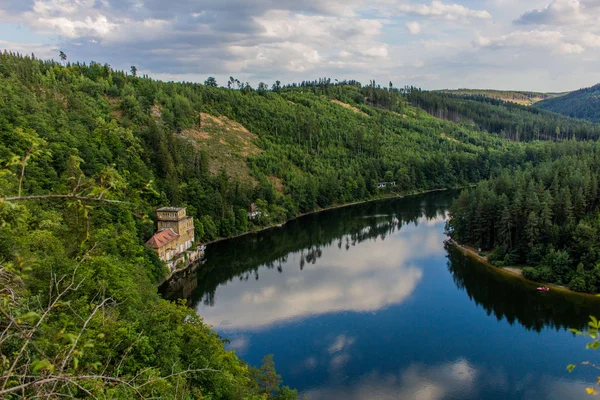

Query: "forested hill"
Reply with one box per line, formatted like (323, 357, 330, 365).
(438, 89, 562, 106)
(4, 53, 588, 248)
(535, 83, 600, 123)
(447, 151, 600, 294)
(1, 51, 600, 398)
(407, 89, 600, 141)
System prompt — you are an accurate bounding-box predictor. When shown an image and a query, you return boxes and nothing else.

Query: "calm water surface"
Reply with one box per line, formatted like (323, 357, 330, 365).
(162, 192, 600, 399)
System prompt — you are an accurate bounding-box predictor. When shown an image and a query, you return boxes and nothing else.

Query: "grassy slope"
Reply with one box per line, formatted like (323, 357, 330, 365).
(183, 113, 262, 184)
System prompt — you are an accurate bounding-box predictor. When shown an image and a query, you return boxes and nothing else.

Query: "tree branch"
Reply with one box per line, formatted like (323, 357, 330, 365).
(18, 148, 33, 198)
(2, 195, 129, 204)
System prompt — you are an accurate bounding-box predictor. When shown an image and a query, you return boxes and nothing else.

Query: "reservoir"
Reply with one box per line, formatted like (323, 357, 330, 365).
(162, 192, 600, 399)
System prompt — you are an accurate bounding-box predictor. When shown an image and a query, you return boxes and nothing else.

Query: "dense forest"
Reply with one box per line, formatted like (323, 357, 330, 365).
(536, 83, 600, 123)
(439, 89, 561, 106)
(407, 90, 600, 141)
(447, 151, 600, 293)
(2, 50, 600, 398)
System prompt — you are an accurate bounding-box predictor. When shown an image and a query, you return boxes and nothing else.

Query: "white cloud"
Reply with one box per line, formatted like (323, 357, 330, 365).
(196, 216, 445, 330)
(36, 15, 117, 38)
(256, 10, 383, 41)
(581, 32, 600, 48)
(1, 0, 600, 91)
(304, 358, 479, 400)
(476, 30, 585, 54)
(23, 0, 118, 38)
(406, 21, 422, 35)
(226, 336, 249, 354)
(238, 10, 389, 74)
(397, 1, 492, 20)
(0, 40, 58, 59)
(515, 0, 599, 26)
(328, 334, 356, 354)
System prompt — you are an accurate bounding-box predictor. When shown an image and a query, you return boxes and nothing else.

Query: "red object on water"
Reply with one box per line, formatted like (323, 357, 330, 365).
(536, 287, 550, 292)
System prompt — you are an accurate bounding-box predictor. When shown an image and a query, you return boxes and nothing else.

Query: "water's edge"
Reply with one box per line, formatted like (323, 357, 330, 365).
(449, 239, 599, 300)
(159, 186, 468, 285)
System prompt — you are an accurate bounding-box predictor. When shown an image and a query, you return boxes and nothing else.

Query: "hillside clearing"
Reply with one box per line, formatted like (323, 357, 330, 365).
(441, 132, 461, 143)
(183, 113, 262, 184)
(331, 99, 369, 117)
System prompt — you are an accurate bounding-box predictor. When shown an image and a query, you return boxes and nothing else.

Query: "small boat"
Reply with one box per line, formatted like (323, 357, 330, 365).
(536, 286, 550, 292)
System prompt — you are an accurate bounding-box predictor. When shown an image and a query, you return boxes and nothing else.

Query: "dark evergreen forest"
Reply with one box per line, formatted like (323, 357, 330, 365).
(536, 83, 600, 123)
(447, 152, 600, 293)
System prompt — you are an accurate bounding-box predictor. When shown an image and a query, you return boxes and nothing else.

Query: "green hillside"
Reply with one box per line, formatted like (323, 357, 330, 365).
(438, 89, 563, 106)
(1, 52, 599, 398)
(448, 150, 600, 293)
(536, 83, 600, 123)
(407, 89, 600, 141)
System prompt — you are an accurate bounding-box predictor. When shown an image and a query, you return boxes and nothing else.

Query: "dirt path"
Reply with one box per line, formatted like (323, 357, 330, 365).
(448, 239, 489, 263)
(503, 267, 523, 277)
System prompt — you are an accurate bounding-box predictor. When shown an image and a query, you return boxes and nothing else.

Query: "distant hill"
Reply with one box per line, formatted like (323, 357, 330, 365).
(535, 84, 600, 123)
(407, 89, 600, 141)
(438, 89, 564, 106)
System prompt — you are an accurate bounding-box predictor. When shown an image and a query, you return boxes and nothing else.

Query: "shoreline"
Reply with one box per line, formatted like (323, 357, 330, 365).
(208, 186, 461, 244)
(159, 186, 465, 285)
(447, 239, 598, 298)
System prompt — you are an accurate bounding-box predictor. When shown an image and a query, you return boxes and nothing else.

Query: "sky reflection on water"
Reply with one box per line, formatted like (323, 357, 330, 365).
(197, 215, 444, 330)
(162, 192, 600, 399)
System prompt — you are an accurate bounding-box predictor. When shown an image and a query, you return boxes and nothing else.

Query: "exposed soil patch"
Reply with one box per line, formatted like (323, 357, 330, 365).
(441, 132, 462, 143)
(151, 104, 162, 118)
(268, 176, 285, 194)
(331, 99, 369, 117)
(183, 113, 262, 185)
(503, 267, 523, 277)
(107, 97, 123, 120)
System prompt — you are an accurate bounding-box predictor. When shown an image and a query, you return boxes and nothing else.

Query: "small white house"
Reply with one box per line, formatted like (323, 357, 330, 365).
(377, 181, 396, 189)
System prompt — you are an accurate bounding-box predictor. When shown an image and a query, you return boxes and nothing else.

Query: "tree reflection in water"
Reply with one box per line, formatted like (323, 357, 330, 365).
(446, 245, 600, 332)
(161, 192, 449, 307)
(160, 190, 600, 332)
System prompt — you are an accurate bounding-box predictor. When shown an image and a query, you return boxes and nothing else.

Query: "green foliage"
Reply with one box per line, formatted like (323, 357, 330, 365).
(408, 89, 600, 141)
(0, 52, 298, 399)
(568, 316, 600, 396)
(537, 84, 600, 123)
(448, 151, 600, 293)
(4, 51, 600, 397)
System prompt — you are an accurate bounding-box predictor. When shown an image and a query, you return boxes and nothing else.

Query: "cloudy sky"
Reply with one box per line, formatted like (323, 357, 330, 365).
(1, 0, 599, 91)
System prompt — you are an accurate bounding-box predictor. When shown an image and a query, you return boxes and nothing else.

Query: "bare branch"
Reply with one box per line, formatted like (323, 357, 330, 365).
(115, 331, 144, 377)
(56, 298, 112, 377)
(137, 368, 222, 388)
(18, 147, 33, 198)
(2, 194, 129, 204)
(1, 266, 85, 390)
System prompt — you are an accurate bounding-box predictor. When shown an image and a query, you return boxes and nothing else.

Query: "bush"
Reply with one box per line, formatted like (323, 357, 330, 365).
(523, 267, 540, 281)
(488, 245, 506, 266)
(569, 276, 588, 293)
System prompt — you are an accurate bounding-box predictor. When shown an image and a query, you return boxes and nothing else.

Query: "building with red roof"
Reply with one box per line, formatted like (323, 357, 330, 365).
(145, 207, 196, 270)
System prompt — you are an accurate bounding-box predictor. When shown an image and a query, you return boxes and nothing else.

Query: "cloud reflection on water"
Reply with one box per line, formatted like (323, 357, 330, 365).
(196, 216, 446, 330)
(303, 359, 589, 400)
(304, 358, 478, 400)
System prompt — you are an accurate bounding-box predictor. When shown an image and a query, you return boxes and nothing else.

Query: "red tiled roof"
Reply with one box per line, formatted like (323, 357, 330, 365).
(145, 229, 179, 249)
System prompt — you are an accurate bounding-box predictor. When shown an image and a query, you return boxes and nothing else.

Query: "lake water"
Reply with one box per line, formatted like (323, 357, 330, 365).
(161, 192, 600, 399)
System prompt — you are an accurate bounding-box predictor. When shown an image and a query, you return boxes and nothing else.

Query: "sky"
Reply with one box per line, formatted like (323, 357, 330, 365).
(0, 0, 599, 91)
